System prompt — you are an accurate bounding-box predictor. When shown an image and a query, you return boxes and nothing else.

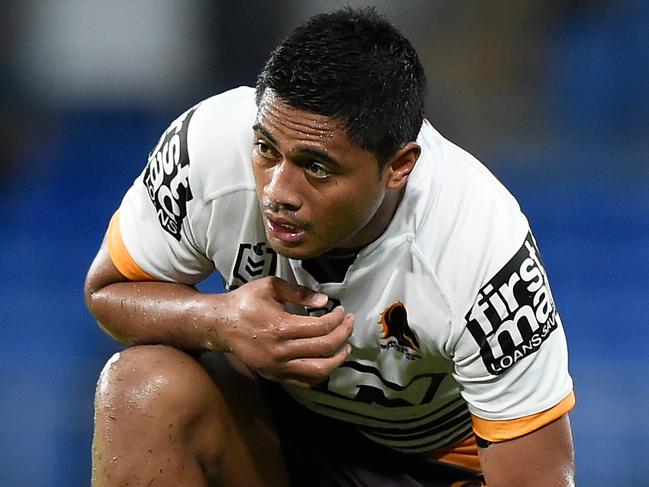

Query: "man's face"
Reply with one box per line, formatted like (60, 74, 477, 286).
(252, 90, 393, 259)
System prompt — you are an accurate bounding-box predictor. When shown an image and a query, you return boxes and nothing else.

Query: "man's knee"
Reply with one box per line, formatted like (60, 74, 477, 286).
(93, 346, 287, 486)
(95, 345, 219, 428)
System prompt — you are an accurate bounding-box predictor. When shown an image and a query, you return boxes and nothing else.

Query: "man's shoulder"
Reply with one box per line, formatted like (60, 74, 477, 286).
(411, 127, 530, 311)
(184, 86, 258, 201)
(193, 86, 257, 119)
(139, 86, 258, 242)
(414, 124, 527, 252)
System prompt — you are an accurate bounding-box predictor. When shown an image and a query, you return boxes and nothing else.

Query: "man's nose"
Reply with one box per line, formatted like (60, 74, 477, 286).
(264, 161, 303, 212)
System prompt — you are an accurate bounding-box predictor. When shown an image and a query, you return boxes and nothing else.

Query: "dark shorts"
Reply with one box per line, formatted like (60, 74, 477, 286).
(261, 381, 485, 487)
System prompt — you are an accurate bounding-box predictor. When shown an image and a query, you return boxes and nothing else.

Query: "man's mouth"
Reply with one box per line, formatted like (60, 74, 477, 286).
(264, 214, 307, 243)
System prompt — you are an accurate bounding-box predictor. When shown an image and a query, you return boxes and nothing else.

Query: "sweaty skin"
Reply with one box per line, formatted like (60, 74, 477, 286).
(85, 91, 421, 486)
(478, 415, 575, 486)
(252, 88, 421, 259)
(86, 245, 354, 389)
(86, 91, 575, 486)
(92, 344, 291, 486)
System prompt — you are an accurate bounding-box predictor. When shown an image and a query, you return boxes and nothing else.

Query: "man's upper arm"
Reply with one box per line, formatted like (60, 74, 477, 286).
(428, 135, 576, 483)
(478, 414, 575, 487)
(448, 224, 576, 481)
(84, 237, 135, 310)
(103, 101, 218, 287)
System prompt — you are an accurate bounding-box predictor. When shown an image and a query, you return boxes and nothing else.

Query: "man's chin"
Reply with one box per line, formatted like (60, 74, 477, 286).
(266, 237, 321, 260)
(271, 245, 318, 260)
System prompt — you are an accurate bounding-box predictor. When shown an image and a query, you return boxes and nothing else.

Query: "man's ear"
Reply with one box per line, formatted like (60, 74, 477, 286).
(385, 142, 421, 190)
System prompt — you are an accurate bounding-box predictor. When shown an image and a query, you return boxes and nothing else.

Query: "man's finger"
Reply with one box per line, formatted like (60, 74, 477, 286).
(270, 278, 329, 308)
(282, 378, 313, 389)
(276, 306, 347, 340)
(279, 314, 354, 358)
(283, 343, 353, 384)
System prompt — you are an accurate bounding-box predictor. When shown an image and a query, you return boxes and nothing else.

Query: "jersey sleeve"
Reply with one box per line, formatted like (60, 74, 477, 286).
(107, 103, 214, 284)
(424, 136, 576, 443)
(452, 229, 575, 442)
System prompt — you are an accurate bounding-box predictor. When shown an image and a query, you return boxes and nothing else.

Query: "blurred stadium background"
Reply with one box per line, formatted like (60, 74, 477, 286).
(1, 0, 647, 485)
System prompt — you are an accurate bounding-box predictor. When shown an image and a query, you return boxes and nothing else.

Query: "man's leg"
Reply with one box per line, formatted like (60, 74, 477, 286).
(92, 345, 289, 487)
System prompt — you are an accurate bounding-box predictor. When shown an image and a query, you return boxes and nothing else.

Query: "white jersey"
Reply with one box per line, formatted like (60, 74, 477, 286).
(108, 86, 574, 454)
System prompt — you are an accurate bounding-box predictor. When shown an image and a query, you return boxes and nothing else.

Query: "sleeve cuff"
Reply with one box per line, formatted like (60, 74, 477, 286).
(471, 391, 575, 442)
(107, 210, 155, 281)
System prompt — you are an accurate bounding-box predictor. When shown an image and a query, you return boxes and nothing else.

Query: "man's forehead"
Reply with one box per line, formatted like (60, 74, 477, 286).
(255, 89, 340, 140)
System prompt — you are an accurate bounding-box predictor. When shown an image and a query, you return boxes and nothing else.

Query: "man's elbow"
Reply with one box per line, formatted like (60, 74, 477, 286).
(83, 268, 132, 345)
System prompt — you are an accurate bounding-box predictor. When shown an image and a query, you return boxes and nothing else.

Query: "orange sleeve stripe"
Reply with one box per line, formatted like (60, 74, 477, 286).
(429, 434, 481, 472)
(107, 210, 155, 281)
(471, 391, 576, 442)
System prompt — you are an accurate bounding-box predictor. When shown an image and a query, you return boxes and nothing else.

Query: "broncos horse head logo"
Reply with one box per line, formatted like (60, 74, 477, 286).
(378, 301, 420, 351)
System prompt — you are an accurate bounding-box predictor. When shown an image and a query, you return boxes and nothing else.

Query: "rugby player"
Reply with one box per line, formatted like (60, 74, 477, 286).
(85, 7, 575, 486)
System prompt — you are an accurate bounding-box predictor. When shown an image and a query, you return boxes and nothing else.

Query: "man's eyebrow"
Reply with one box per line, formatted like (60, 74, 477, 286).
(290, 147, 342, 169)
(252, 123, 342, 168)
(252, 123, 278, 146)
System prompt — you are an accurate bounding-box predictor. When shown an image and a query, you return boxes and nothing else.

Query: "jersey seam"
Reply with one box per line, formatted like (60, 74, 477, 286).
(199, 183, 256, 205)
(409, 241, 455, 359)
(451, 143, 517, 204)
(413, 129, 445, 234)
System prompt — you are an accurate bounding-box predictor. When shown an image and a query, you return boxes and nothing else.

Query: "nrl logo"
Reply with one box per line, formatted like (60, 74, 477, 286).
(232, 242, 277, 285)
(378, 301, 421, 360)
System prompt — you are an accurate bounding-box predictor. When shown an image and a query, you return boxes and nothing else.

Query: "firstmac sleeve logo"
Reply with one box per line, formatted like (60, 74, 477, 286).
(143, 105, 198, 240)
(465, 232, 560, 375)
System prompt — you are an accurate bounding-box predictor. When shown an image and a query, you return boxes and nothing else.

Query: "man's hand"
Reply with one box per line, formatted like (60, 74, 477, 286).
(85, 241, 352, 388)
(210, 277, 354, 388)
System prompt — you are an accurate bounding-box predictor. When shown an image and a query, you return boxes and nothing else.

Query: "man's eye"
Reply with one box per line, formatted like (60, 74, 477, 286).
(306, 162, 330, 179)
(254, 140, 275, 158)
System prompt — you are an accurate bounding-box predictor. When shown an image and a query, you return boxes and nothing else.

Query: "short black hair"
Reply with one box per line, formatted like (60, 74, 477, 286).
(255, 7, 426, 167)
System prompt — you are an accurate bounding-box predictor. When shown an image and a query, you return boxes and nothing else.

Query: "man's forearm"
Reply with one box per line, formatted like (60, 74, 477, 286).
(84, 241, 354, 386)
(87, 280, 231, 351)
